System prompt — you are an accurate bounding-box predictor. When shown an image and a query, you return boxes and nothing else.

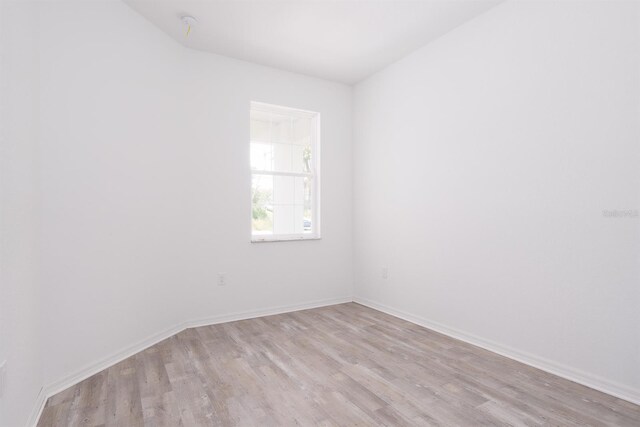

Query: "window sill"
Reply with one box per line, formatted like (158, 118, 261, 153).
(251, 235, 321, 243)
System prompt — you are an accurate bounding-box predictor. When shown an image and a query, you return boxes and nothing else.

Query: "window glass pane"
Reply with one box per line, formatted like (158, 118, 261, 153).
(269, 175, 307, 235)
(254, 174, 308, 235)
(251, 175, 273, 234)
(250, 110, 271, 143)
(250, 102, 319, 240)
(273, 143, 292, 171)
(250, 142, 273, 171)
(303, 176, 312, 233)
(250, 112, 312, 174)
(292, 117, 313, 174)
(270, 113, 293, 144)
(273, 204, 295, 235)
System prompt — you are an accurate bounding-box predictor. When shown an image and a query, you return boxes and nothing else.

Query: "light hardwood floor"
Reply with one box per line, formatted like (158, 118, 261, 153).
(38, 303, 640, 426)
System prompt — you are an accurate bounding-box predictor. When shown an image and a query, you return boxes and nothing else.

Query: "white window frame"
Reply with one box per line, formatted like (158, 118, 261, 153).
(250, 101, 321, 243)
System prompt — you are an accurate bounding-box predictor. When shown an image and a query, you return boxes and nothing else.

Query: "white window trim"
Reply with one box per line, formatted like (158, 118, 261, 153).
(250, 102, 321, 243)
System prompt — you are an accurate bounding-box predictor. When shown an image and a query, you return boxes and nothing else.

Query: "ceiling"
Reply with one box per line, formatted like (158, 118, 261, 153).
(124, 0, 501, 84)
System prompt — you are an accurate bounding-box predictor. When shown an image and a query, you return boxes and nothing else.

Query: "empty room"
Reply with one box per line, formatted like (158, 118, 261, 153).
(1, 0, 639, 425)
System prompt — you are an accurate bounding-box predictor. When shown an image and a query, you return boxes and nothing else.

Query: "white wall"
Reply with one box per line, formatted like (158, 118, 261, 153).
(35, 0, 352, 405)
(354, 0, 640, 402)
(0, 1, 43, 426)
(4, 0, 639, 424)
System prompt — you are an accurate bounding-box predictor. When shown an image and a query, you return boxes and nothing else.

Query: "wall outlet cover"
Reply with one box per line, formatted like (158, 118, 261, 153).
(218, 273, 227, 286)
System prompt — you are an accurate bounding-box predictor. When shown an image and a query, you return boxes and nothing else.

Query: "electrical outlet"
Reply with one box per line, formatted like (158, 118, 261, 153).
(0, 360, 6, 399)
(381, 267, 389, 279)
(217, 273, 227, 286)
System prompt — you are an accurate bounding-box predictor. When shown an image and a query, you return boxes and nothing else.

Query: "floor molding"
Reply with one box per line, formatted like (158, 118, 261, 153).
(30, 296, 352, 427)
(31, 294, 638, 425)
(37, 320, 186, 426)
(186, 296, 353, 329)
(25, 387, 47, 427)
(354, 296, 640, 406)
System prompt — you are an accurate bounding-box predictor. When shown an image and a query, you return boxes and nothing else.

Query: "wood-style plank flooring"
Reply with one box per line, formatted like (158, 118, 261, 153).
(38, 303, 640, 426)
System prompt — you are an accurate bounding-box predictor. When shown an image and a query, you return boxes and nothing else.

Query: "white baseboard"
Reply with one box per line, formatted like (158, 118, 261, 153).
(31, 294, 638, 426)
(354, 296, 640, 406)
(30, 296, 352, 427)
(186, 296, 353, 329)
(42, 321, 187, 402)
(25, 387, 47, 427)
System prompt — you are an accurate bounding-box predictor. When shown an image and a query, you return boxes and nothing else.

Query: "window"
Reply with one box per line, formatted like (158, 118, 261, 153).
(250, 102, 320, 242)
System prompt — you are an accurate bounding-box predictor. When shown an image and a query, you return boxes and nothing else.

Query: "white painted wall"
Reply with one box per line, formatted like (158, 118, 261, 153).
(35, 0, 352, 405)
(4, 0, 640, 424)
(354, 0, 640, 402)
(0, 1, 43, 426)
